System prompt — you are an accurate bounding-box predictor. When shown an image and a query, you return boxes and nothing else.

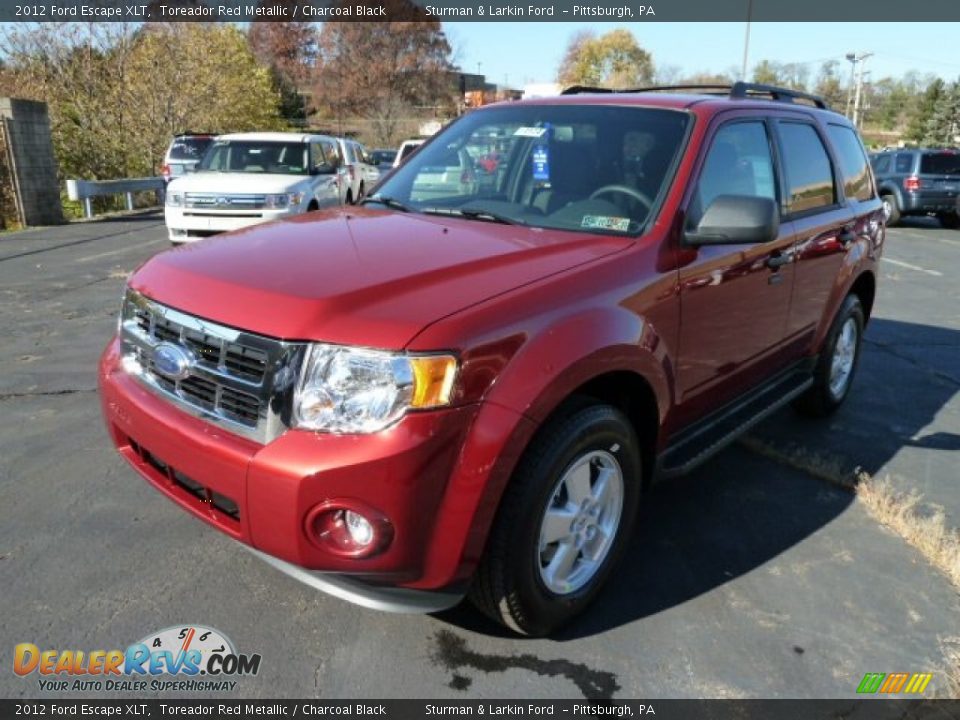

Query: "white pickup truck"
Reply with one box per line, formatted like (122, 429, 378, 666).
(164, 132, 344, 244)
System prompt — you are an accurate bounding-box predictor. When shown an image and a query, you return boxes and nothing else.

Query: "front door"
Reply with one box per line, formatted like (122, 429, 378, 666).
(676, 116, 796, 421)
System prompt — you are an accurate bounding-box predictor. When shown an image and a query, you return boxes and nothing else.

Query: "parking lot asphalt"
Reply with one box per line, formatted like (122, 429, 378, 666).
(1, 214, 958, 699)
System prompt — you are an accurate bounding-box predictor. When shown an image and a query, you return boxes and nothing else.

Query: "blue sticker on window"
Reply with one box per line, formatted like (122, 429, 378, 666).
(532, 144, 550, 181)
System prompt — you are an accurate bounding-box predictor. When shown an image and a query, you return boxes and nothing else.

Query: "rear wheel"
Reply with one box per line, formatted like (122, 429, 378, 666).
(469, 403, 641, 636)
(881, 194, 900, 226)
(358, 182, 365, 202)
(793, 294, 865, 417)
(307, 200, 319, 212)
(939, 212, 960, 230)
(345, 189, 354, 205)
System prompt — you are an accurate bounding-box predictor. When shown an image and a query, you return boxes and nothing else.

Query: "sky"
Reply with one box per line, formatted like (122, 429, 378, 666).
(444, 22, 960, 88)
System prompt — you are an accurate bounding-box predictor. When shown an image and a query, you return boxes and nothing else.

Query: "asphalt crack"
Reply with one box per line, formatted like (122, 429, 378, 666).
(863, 337, 960, 388)
(431, 629, 620, 699)
(0, 388, 97, 401)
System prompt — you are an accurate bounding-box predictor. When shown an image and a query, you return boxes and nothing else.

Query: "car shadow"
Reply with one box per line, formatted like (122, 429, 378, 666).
(434, 317, 958, 639)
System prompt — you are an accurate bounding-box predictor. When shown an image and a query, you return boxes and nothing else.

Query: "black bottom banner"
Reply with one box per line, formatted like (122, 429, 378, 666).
(1, 700, 958, 720)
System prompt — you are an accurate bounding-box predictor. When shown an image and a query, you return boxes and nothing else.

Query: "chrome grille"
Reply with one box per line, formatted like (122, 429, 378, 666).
(120, 290, 306, 443)
(184, 192, 267, 210)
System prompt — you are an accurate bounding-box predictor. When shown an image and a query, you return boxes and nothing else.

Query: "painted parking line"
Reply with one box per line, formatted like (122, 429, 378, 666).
(883, 257, 944, 277)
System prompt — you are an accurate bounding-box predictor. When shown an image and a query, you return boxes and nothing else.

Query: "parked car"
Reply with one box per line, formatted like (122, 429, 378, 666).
(335, 138, 380, 204)
(160, 133, 216, 185)
(409, 147, 477, 202)
(100, 83, 882, 636)
(370, 149, 397, 172)
(393, 138, 425, 167)
(870, 147, 960, 228)
(163, 132, 343, 244)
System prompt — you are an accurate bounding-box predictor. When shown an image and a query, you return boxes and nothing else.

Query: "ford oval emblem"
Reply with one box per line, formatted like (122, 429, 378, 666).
(153, 343, 193, 381)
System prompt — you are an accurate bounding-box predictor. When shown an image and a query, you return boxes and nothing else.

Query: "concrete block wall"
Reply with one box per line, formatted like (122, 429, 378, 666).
(0, 98, 64, 226)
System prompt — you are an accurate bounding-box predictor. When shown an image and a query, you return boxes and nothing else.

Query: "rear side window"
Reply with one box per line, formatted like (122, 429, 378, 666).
(169, 137, 213, 161)
(691, 121, 776, 225)
(895, 153, 914, 173)
(920, 152, 960, 175)
(776, 122, 836, 214)
(827, 124, 873, 201)
(872, 154, 891, 174)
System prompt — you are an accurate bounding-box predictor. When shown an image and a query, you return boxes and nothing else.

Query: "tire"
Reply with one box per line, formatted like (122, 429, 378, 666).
(358, 182, 365, 201)
(793, 294, 865, 418)
(307, 201, 319, 212)
(469, 403, 642, 636)
(881, 194, 900, 226)
(345, 189, 354, 205)
(939, 212, 960, 230)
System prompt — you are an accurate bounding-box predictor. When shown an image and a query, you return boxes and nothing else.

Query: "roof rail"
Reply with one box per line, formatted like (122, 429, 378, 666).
(561, 84, 731, 96)
(560, 82, 830, 109)
(729, 82, 829, 109)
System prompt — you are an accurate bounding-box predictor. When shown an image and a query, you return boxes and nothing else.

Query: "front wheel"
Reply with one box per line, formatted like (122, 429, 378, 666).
(469, 403, 641, 636)
(793, 294, 865, 417)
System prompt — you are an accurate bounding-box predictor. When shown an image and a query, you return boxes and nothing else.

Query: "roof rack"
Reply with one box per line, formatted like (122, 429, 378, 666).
(561, 81, 829, 110)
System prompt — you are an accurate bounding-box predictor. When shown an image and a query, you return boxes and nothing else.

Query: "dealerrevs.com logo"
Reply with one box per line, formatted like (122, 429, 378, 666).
(13, 625, 261, 692)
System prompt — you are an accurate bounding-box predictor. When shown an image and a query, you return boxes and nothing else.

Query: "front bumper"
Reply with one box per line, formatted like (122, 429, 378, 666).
(99, 338, 479, 609)
(164, 206, 298, 242)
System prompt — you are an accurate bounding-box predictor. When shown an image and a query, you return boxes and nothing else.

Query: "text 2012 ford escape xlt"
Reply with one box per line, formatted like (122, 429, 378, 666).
(100, 83, 883, 636)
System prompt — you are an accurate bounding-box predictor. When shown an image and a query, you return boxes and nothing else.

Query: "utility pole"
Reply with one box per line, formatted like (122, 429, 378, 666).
(740, 0, 753, 81)
(851, 52, 873, 128)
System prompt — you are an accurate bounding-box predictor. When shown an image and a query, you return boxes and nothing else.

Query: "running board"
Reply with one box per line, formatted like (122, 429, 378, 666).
(656, 366, 814, 480)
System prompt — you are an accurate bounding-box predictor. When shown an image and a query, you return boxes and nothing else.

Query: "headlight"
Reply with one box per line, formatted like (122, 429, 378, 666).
(264, 192, 304, 209)
(165, 191, 183, 207)
(294, 344, 458, 434)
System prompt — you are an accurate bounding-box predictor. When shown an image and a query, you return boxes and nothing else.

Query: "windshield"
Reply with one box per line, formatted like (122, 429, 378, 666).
(374, 105, 689, 234)
(920, 152, 960, 175)
(198, 141, 309, 175)
(169, 136, 214, 161)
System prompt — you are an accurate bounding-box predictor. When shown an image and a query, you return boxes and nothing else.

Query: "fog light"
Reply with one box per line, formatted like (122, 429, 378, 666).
(344, 511, 374, 547)
(304, 500, 393, 558)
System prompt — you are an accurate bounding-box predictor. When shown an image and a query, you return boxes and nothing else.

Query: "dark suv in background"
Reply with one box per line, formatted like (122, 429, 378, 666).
(870, 147, 960, 228)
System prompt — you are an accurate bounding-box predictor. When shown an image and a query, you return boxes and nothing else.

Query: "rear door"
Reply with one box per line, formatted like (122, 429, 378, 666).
(676, 114, 797, 414)
(776, 118, 856, 346)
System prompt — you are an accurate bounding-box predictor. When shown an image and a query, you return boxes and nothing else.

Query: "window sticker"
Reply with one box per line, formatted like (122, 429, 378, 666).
(532, 145, 550, 181)
(581, 215, 631, 232)
(514, 126, 548, 138)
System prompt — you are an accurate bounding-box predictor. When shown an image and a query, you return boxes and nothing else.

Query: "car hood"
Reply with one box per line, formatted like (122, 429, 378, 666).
(166, 172, 307, 194)
(131, 207, 630, 348)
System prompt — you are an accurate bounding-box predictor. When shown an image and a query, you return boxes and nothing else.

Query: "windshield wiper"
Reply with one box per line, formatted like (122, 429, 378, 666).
(361, 194, 412, 212)
(421, 205, 525, 226)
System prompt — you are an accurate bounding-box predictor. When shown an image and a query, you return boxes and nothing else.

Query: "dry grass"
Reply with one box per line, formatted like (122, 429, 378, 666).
(740, 435, 960, 697)
(739, 435, 960, 592)
(856, 474, 960, 591)
(737, 436, 857, 488)
(939, 637, 960, 699)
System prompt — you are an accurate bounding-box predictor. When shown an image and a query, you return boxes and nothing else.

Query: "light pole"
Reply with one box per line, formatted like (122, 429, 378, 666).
(852, 52, 873, 128)
(845, 53, 856, 116)
(741, 0, 753, 81)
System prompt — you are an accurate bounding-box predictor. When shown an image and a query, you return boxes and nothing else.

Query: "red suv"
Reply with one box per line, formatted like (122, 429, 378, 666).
(99, 83, 883, 636)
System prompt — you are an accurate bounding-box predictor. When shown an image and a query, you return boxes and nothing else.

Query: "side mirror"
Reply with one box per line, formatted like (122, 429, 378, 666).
(684, 195, 779, 246)
(312, 163, 336, 175)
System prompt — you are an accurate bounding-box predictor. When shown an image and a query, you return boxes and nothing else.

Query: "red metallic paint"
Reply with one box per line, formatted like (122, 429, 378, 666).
(99, 94, 883, 597)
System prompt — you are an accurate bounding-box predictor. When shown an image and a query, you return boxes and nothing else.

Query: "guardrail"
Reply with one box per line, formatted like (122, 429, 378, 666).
(65, 177, 164, 219)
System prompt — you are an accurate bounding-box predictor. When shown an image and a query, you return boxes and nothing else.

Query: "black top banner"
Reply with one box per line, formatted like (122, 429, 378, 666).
(2, 0, 960, 22)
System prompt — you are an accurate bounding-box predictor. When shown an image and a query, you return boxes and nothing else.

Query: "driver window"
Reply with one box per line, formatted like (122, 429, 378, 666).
(690, 121, 776, 226)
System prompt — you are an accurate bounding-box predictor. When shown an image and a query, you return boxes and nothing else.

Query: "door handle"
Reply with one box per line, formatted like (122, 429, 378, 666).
(766, 253, 791, 269)
(839, 225, 857, 247)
